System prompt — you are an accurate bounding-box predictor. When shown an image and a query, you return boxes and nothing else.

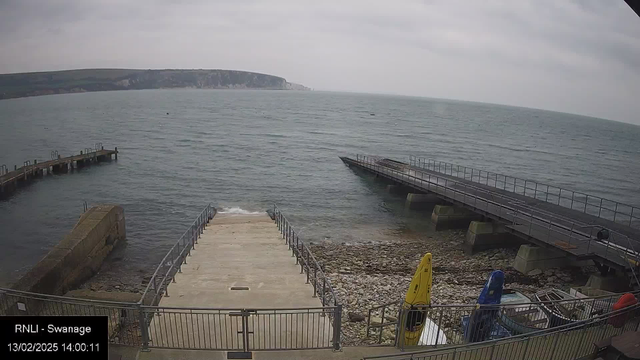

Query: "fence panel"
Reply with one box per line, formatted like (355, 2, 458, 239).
(142, 306, 339, 351)
(0, 288, 142, 347)
(363, 303, 640, 360)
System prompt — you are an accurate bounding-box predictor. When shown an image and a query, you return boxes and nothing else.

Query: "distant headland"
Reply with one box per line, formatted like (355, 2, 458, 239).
(0, 68, 311, 100)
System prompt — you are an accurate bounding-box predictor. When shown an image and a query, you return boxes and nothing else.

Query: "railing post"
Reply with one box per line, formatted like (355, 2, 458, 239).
(313, 265, 318, 297)
(434, 308, 443, 347)
(570, 192, 575, 209)
(291, 234, 295, 256)
(614, 203, 619, 222)
(399, 308, 407, 351)
(596, 198, 603, 217)
(584, 195, 589, 213)
(333, 305, 342, 351)
(177, 242, 182, 273)
(322, 277, 326, 306)
(300, 244, 305, 274)
(306, 247, 310, 283)
(545, 185, 549, 202)
(138, 305, 150, 351)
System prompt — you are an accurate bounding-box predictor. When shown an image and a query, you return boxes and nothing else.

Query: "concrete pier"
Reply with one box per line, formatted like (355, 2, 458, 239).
(7, 205, 125, 302)
(0, 147, 117, 198)
(431, 205, 482, 230)
(340, 156, 640, 278)
(585, 274, 629, 293)
(464, 221, 522, 254)
(405, 193, 439, 210)
(159, 214, 320, 308)
(512, 244, 569, 274)
(148, 213, 332, 351)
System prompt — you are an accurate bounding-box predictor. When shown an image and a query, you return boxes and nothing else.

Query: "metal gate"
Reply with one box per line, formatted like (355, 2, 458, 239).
(142, 306, 342, 352)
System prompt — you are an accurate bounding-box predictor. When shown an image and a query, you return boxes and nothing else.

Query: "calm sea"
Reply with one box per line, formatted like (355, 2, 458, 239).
(1, 89, 639, 286)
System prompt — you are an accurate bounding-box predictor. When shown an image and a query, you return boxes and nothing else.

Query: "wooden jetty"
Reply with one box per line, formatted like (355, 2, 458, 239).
(0, 146, 118, 198)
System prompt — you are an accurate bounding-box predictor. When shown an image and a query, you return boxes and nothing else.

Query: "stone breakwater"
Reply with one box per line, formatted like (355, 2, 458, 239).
(310, 230, 594, 346)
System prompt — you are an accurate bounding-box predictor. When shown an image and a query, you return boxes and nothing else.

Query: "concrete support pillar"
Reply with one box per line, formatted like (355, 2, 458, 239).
(513, 245, 569, 274)
(431, 205, 481, 230)
(464, 221, 522, 254)
(405, 193, 440, 210)
(584, 275, 629, 293)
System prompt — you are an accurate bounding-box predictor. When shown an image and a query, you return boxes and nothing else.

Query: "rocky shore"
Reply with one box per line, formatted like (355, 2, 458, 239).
(310, 229, 595, 346)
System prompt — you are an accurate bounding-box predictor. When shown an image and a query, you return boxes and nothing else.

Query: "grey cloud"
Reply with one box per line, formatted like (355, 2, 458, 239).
(1, 0, 639, 124)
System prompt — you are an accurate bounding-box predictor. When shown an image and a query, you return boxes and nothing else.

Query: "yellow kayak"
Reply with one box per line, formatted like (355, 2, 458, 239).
(402, 252, 432, 346)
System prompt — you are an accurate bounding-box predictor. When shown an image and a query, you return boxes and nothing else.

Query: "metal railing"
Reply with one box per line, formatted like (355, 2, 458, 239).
(0, 287, 143, 347)
(140, 204, 216, 306)
(273, 204, 340, 308)
(141, 305, 339, 351)
(272, 205, 343, 350)
(364, 301, 640, 360)
(367, 290, 639, 349)
(410, 156, 640, 229)
(353, 156, 640, 280)
(0, 287, 341, 352)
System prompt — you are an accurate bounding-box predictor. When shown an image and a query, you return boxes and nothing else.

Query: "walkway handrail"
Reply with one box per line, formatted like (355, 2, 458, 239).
(410, 156, 640, 229)
(366, 290, 640, 345)
(368, 289, 640, 314)
(364, 301, 640, 359)
(354, 155, 640, 277)
(408, 155, 640, 287)
(139, 204, 216, 306)
(272, 205, 340, 307)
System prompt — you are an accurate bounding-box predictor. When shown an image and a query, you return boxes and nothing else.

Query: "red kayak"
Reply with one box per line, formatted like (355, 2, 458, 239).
(608, 293, 637, 328)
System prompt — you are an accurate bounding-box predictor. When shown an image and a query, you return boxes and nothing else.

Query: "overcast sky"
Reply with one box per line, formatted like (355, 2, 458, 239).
(1, 0, 639, 124)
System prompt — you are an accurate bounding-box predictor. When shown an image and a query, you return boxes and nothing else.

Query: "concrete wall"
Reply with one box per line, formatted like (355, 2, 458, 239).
(12, 205, 125, 295)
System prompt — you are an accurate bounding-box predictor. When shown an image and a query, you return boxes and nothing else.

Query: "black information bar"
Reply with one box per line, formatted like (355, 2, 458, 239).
(1, 316, 108, 360)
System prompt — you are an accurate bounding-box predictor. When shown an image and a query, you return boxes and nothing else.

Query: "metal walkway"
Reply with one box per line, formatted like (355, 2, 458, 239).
(341, 155, 640, 275)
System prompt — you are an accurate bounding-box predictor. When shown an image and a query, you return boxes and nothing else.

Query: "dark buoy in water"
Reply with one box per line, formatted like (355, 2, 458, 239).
(166, 112, 169, 115)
